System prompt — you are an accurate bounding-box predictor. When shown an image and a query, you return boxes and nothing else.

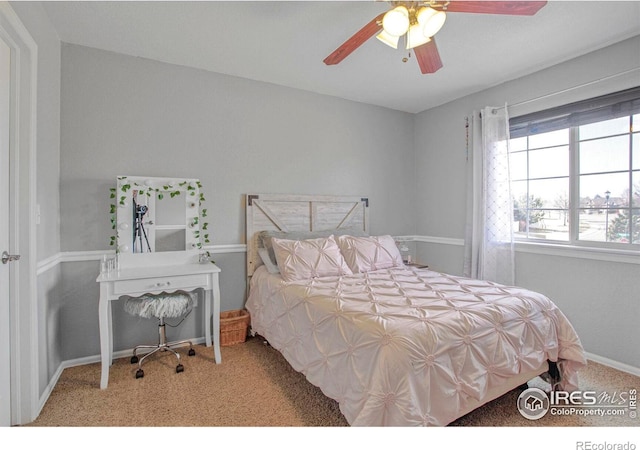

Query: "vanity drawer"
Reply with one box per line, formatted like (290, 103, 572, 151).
(113, 274, 209, 296)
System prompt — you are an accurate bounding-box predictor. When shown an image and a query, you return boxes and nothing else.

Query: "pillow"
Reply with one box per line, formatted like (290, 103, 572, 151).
(337, 235, 404, 273)
(271, 235, 353, 282)
(259, 228, 368, 269)
(257, 247, 280, 274)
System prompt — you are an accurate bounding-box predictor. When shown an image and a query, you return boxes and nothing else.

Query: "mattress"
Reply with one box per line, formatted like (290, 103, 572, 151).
(245, 265, 587, 426)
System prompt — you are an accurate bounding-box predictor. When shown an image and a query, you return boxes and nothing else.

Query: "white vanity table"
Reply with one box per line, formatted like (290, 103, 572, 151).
(96, 176, 221, 389)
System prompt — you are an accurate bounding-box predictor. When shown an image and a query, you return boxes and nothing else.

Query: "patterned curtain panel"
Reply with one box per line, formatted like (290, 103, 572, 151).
(463, 105, 515, 285)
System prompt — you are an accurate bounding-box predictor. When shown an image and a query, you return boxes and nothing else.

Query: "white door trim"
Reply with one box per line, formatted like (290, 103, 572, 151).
(0, 2, 38, 426)
(0, 28, 10, 428)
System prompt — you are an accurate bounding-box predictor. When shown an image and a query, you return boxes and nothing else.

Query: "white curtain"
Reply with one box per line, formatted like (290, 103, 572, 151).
(463, 105, 515, 286)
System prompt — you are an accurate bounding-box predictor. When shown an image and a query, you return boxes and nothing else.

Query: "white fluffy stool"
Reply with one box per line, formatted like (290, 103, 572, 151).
(124, 292, 196, 379)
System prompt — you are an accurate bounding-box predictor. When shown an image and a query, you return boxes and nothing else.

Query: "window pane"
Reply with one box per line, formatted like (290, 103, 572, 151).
(510, 136, 527, 152)
(634, 171, 640, 207)
(528, 129, 569, 149)
(633, 133, 639, 171)
(633, 209, 640, 244)
(534, 209, 569, 241)
(529, 145, 569, 179)
(511, 180, 527, 203)
(578, 208, 622, 243)
(579, 135, 629, 174)
(509, 151, 527, 181)
(528, 178, 569, 209)
(633, 114, 640, 132)
(579, 172, 629, 207)
(607, 207, 633, 243)
(515, 208, 569, 241)
(579, 116, 629, 140)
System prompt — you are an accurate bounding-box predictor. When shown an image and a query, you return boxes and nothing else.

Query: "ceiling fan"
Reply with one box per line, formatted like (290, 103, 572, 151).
(323, 1, 547, 74)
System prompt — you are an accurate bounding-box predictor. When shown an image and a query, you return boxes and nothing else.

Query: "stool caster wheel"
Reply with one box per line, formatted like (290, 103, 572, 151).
(131, 355, 139, 364)
(176, 364, 184, 374)
(135, 369, 144, 379)
(188, 348, 195, 357)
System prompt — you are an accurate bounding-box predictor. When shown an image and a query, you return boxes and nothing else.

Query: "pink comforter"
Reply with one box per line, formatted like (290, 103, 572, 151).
(246, 265, 586, 426)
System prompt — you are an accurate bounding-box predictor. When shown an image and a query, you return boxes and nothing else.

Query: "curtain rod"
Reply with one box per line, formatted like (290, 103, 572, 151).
(493, 67, 640, 112)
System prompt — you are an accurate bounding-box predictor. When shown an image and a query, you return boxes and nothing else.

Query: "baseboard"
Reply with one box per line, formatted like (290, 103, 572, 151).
(585, 351, 640, 377)
(59, 336, 208, 371)
(36, 363, 66, 422)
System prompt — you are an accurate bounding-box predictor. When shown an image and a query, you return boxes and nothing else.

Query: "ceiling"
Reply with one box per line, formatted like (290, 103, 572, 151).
(41, 1, 640, 113)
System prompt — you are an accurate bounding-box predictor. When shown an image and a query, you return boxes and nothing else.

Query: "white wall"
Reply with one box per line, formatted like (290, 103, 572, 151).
(413, 36, 640, 371)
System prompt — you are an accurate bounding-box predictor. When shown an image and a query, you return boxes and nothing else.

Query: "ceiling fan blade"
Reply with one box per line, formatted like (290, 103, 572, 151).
(442, 1, 547, 15)
(323, 12, 385, 66)
(414, 39, 443, 74)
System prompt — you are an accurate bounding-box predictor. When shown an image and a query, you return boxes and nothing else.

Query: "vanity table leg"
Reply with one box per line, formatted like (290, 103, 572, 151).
(99, 285, 111, 389)
(211, 273, 221, 363)
(205, 289, 211, 348)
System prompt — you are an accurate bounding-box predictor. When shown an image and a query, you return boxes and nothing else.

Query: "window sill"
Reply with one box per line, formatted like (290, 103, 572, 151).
(514, 240, 640, 265)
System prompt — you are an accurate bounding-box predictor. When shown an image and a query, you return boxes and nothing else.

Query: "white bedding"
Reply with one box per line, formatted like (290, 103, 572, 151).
(246, 265, 587, 426)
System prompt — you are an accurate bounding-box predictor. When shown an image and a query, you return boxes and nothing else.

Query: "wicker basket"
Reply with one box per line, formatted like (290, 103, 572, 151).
(220, 309, 250, 346)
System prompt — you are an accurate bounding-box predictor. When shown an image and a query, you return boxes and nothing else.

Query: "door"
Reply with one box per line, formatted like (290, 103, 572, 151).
(0, 34, 12, 426)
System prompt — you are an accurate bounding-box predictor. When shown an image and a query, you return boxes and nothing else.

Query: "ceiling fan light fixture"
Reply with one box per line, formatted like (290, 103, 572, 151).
(376, 30, 400, 49)
(382, 5, 410, 36)
(324, 1, 547, 74)
(406, 23, 431, 50)
(420, 8, 446, 38)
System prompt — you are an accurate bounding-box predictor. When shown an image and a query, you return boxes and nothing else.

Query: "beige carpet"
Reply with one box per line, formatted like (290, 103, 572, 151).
(25, 336, 639, 427)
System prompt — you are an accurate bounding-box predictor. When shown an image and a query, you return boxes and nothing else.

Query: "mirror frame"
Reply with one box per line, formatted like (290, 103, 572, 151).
(113, 175, 206, 254)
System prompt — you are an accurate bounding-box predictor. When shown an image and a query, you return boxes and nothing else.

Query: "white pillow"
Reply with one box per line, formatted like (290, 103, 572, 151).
(257, 247, 280, 274)
(337, 235, 404, 273)
(259, 228, 368, 270)
(271, 235, 353, 282)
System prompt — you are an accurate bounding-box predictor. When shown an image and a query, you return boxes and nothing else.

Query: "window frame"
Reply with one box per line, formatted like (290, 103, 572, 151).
(509, 88, 640, 253)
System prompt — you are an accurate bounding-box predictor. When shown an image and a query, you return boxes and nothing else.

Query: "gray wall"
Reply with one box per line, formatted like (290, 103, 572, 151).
(413, 36, 640, 369)
(11, 1, 61, 261)
(58, 43, 416, 357)
(60, 43, 416, 251)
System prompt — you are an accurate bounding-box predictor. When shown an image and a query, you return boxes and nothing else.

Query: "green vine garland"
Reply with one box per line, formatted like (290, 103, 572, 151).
(109, 176, 210, 250)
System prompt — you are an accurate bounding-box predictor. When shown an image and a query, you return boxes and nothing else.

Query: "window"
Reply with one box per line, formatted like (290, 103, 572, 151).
(509, 87, 640, 249)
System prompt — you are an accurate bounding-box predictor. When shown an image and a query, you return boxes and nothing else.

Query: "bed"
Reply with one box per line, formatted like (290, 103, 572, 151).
(244, 194, 587, 426)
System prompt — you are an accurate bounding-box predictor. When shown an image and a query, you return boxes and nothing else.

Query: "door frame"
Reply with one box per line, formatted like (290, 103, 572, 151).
(0, 2, 38, 426)
(0, 23, 11, 428)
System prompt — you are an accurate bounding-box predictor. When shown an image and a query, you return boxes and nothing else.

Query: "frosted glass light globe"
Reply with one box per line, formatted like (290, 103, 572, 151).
(382, 6, 410, 37)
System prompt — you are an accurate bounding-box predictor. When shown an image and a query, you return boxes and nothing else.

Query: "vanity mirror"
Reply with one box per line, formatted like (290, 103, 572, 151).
(110, 176, 209, 255)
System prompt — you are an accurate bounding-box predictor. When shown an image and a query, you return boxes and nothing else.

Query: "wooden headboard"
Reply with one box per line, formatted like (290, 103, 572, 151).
(245, 193, 369, 279)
